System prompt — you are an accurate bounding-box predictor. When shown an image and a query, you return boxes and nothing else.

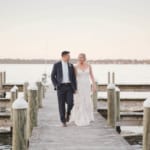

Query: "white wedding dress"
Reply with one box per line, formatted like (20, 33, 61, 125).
(70, 67, 94, 126)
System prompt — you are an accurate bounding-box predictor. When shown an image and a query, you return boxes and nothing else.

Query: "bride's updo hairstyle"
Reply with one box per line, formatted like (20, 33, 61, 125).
(78, 53, 87, 63)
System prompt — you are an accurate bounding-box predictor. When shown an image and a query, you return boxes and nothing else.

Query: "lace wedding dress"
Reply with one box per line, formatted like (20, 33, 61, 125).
(70, 67, 94, 126)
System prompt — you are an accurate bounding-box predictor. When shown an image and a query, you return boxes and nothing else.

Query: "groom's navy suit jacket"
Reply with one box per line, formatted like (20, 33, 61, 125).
(51, 61, 77, 92)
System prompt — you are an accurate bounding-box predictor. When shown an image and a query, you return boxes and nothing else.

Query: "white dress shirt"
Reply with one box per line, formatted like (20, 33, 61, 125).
(61, 60, 70, 83)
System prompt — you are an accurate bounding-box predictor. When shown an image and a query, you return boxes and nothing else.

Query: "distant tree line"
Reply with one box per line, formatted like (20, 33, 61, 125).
(0, 58, 150, 64)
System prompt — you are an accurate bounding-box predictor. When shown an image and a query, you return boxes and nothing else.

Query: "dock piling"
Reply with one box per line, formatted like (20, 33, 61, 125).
(108, 72, 111, 84)
(12, 97, 28, 150)
(41, 83, 45, 99)
(112, 72, 115, 84)
(115, 87, 121, 133)
(2, 71, 6, 84)
(92, 82, 98, 112)
(143, 98, 150, 150)
(116, 87, 120, 122)
(27, 83, 38, 139)
(36, 81, 42, 108)
(107, 84, 116, 128)
(10, 87, 17, 120)
(0, 72, 2, 89)
(24, 82, 29, 101)
(13, 86, 19, 98)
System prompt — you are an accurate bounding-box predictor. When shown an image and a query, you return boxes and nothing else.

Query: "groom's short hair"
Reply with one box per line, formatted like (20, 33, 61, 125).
(61, 51, 70, 57)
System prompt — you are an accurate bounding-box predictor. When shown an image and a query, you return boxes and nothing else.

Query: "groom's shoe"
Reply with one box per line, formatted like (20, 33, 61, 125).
(62, 122, 67, 127)
(66, 115, 70, 122)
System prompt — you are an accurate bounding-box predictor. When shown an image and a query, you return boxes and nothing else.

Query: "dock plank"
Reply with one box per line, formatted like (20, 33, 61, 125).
(29, 87, 133, 150)
(0, 112, 11, 127)
(2, 83, 23, 92)
(0, 98, 11, 108)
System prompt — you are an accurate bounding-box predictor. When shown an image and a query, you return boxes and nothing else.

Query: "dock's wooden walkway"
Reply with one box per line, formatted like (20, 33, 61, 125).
(29, 86, 133, 150)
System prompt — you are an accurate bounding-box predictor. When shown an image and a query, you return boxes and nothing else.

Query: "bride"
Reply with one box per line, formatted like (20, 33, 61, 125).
(70, 53, 97, 126)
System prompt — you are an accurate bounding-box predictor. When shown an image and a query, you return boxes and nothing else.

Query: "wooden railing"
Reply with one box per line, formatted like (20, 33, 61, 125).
(97, 83, 150, 92)
(2, 84, 24, 92)
(93, 72, 149, 129)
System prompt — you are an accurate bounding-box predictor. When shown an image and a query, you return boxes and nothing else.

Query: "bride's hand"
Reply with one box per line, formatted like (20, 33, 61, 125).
(92, 84, 97, 93)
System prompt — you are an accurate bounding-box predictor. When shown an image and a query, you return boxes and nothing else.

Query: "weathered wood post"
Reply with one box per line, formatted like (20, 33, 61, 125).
(41, 83, 45, 99)
(10, 87, 17, 120)
(0, 72, 2, 89)
(12, 96, 28, 150)
(0, 72, 6, 108)
(107, 83, 116, 128)
(112, 72, 115, 84)
(13, 86, 19, 98)
(42, 75, 46, 85)
(23, 82, 29, 102)
(27, 83, 38, 139)
(116, 87, 120, 122)
(36, 81, 42, 108)
(43, 84, 46, 98)
(92, 82, 98, 112)
(2, 71, 6, 84)
(115, 87, 121, 133)
(143, 98, 150, 150)
(108, 72, 111, 84)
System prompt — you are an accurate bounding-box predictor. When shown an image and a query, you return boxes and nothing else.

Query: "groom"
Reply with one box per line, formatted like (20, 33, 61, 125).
(51, 51, 77, 127)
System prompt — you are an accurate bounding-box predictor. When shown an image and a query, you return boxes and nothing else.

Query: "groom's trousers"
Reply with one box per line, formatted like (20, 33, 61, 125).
(57, 83, 74, 123)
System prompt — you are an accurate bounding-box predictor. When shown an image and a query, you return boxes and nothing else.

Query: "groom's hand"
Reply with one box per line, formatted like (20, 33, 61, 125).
(54, 86, 57, 90)
(73, 90, 77, 94)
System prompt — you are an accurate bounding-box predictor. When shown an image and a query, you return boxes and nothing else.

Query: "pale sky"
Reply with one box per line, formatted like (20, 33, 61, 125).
(0, 0, 150, 59)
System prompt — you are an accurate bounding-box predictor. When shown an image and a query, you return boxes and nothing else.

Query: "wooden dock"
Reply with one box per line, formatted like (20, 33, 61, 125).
(29, 86, 133, 150)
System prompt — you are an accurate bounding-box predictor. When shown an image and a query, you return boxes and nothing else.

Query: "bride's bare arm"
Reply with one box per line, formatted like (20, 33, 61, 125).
(73, 65, 78, 93)
(89, 65, 97, 92)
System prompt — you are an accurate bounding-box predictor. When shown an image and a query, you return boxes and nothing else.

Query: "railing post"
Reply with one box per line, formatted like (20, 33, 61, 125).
(115, 87, 121, 133)
(2, 71, 6, 84)
(36, 81, 42, 108)
(13, 86, 19, 98)
(0, 72, 2, 89)
(42, 74, 46, 85)
(143, 98, 150, 150)
(92, 82, 98, 112)
(0, 71, 6, 111)
(10, 87, 17, 120)
(23, 82, 29, 102)
(41, 83, 45, 99)
(108, 72, 111, 84)
(27, 83, 38, 140)
(12, 97, 28, 150)
(112, 72, 115, 84)
(107, 83, 116, 128)
(108, 72, 115, 84)
(116, 87, 120, 122)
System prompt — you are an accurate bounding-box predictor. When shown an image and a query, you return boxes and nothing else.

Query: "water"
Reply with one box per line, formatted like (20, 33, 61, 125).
(0, 64, 150, 84)
(0, 63, 149, 149)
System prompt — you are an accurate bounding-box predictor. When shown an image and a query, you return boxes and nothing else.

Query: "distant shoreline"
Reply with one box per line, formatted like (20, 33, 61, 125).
(0, 59, 150, 64)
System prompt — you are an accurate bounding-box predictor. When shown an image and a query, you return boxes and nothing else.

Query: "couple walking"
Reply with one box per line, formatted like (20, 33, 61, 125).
(51, 51, 96, 127)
